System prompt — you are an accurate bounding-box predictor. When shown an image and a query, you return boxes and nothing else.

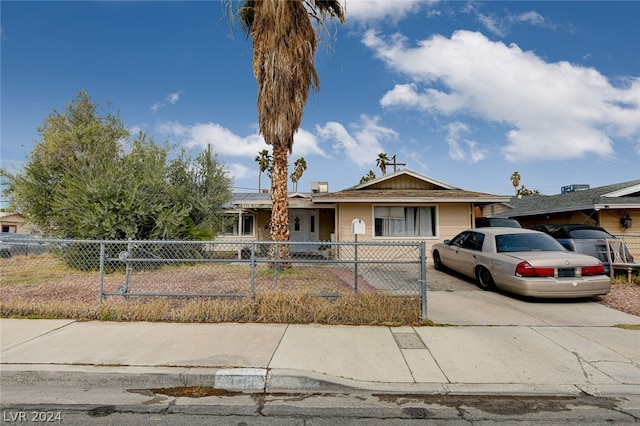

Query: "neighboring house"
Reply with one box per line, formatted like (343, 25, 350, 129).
(222, 169, 510, 255)
(486, 179, 640, 237)
(0, 212, 30, 234)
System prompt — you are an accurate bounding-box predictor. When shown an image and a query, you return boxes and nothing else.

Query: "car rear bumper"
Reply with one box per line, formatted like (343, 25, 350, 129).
(496, 276, 611, 298)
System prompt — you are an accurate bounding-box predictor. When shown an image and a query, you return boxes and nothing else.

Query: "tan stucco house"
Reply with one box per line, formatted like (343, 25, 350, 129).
(221, 169, 510, 254)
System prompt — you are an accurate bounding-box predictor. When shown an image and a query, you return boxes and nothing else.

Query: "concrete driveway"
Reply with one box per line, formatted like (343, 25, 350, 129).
(425, 265, 640, 326)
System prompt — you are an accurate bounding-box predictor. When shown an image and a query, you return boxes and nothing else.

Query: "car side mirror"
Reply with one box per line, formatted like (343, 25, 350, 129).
(443, 239, 451, 245)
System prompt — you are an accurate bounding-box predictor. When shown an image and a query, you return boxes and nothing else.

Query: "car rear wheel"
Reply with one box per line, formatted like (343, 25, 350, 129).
(433, 251, 444, 271)
(477, 266, 495, 291)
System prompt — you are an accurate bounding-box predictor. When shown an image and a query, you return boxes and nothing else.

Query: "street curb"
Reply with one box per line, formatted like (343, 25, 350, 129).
(2, 365, 639, 397)
(0, 365, 216, 388)
(266, 368, 586, 396)
(215, 368, 266, 391)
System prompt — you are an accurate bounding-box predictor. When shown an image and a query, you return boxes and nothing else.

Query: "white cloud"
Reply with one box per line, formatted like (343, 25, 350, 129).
(150, 90, 184, 112)
(364, 29, 640, 162)
(157, 121, 266, 156)
(316, 114, 398, 167)
(155, 121, 328, 158)
(476, 14, 505, 37)
(150, 102, 162, 113)
(227, 162, 252, 181)
(341, 0, 426, 24)
(166, 91, 183, 104)
(462, 3, 552, 37)
(475, 11, 549, 37)
(445, 122, 486, 163)
(381, 83, 466, 113)
(291, 128, 330, 157)
(517, 11, 546, 27)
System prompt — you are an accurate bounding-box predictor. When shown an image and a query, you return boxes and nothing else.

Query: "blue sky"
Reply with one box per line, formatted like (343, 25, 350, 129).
(2, 1, 639, 197)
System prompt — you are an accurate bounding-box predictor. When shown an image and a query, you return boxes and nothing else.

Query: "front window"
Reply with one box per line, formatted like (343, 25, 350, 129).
(374, 206, 436, 238)
(223, 214, 254, 237)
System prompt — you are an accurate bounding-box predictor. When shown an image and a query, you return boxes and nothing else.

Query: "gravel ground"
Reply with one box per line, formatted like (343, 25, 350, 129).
(597, 282, 640, 317)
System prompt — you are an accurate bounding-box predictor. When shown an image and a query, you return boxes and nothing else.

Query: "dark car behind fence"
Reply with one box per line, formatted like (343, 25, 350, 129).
(0, 233, 49, 258)
(0, 238, 428, 319)
(616, 234, 640, 261)
(528, 224, 638, 274)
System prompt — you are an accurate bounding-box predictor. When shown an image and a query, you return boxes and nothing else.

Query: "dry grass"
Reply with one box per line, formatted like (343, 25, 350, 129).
(2, 254, 638, 324)
(0, 293, 422, 326)
(0, 254, 424, 325)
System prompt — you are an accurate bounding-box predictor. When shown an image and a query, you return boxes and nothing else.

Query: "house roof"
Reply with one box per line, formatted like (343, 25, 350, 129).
(495, 179, 640, 218)
(227, 170, 510, 208)
(229, 192, 315, 209)
(311, 189, 509, 204)
(312, 169, 509, 204)
(0, 212, 25, 220)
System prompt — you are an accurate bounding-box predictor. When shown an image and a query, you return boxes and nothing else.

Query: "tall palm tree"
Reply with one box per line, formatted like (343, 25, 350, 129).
(510, 171, 521, 195)
(291, 157, 307, 192)
(376, 152, 390, 176)
(240, 0, 345, 255)
(254, 149, 271, 192)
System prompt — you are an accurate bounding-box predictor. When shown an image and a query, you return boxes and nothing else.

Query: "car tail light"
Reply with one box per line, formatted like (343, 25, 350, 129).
(581, 264, 605, 276)
(515, 262, 555, 277)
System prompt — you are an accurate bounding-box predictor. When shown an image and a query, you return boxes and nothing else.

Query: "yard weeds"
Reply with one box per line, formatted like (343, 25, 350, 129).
(0, 293, 423, 326)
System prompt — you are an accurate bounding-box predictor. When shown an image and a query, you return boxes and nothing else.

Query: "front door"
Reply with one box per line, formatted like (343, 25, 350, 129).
(288, 209, 318, 253)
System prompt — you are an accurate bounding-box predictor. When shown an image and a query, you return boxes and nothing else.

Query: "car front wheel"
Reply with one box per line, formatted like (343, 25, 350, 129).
(476, 266, 495, 291)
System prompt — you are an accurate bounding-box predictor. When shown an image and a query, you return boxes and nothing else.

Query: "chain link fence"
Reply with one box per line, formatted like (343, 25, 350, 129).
(614, 233, 640, 261)
(0, 238, 427, 317)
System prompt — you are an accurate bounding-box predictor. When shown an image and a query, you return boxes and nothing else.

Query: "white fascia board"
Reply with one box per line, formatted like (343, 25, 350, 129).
(309, 197, 508, 203)
(594, 203, 640, 210)
(602, 184, 640, 198)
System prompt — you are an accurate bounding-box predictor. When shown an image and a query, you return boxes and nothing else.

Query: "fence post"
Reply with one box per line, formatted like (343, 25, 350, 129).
(420, 241, 427, 321)
(250, 241, 256, 300)
(354, 236, 359, 294)
(123, 239, 132, 299)
(98, 241, 105, 302)
(273, 242, 279, 289)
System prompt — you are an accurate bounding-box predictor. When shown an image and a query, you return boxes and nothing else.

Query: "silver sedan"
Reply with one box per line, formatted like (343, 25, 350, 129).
(431, 227, 611, 298)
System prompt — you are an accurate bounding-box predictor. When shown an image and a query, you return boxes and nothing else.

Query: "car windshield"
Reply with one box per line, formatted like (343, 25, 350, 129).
(568, 229, 613, 239)
(496, 233, 566, 253)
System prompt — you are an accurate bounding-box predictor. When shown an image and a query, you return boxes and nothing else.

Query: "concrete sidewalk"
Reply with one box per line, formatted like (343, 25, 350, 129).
(2, 291, 640, 398)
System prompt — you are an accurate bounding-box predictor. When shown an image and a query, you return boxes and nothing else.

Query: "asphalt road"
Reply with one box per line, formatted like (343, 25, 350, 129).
(2, 389, 639, 425)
